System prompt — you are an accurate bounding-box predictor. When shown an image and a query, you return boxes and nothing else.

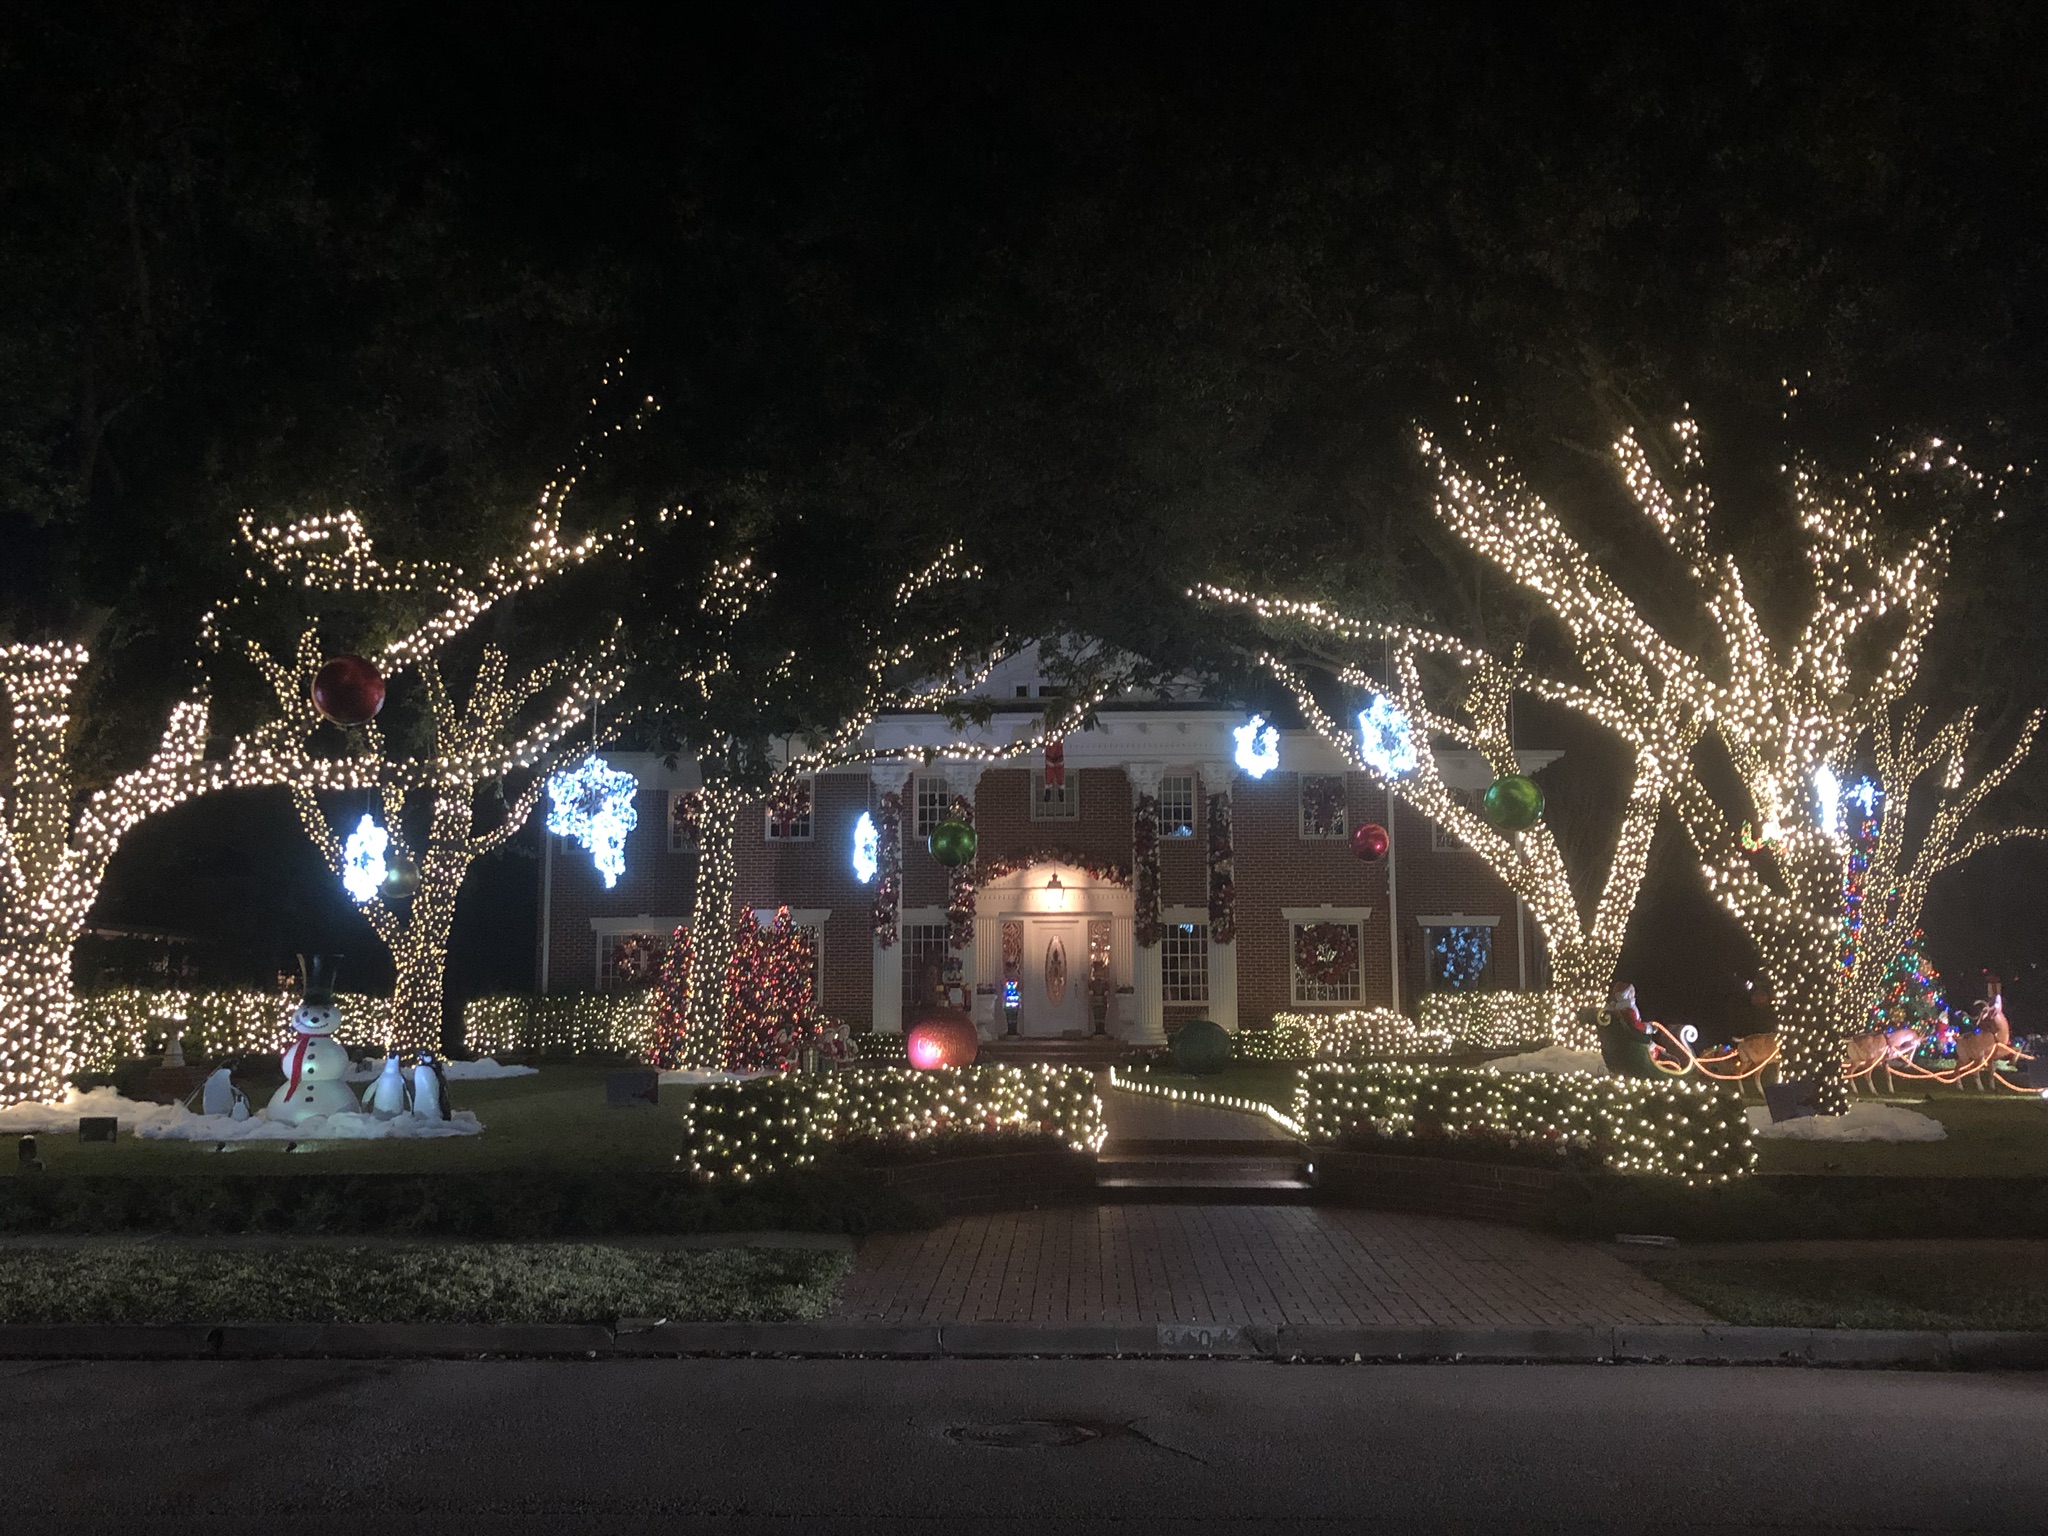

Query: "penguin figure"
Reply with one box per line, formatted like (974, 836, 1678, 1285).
(363, 1055, 411, 1118)
(200, 1067, 242, 1117)
(413, 1053, 451, 1121)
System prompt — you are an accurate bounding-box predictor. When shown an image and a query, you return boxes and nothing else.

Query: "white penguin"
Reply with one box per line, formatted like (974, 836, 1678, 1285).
(265, 955, 362, 1125)
(200, 1066, 239, 1117)
(412, 1053, 450, 1121)
(363, 1055, 411, 1118)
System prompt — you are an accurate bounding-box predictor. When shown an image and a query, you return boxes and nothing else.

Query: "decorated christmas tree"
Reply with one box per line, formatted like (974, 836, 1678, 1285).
(650, 906, 822, 1072)
(1873, 928, 1947, 1034)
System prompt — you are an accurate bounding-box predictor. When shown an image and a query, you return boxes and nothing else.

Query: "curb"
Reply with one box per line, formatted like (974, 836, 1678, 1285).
(3, 1320, 2047, 1367)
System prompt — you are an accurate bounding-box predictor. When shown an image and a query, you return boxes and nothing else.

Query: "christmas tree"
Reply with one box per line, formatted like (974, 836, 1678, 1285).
(1873, 928, 1947, 1034)
(650, 906, 821, 1072)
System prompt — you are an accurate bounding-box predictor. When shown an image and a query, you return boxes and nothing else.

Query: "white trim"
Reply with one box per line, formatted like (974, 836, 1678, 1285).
(1029, 769, 1079, 820)
(588, 914, 687, 935)
(1281, 905, 1374, 923)
(1414, 912, 1500, 928)
(1156, 771, 1196, 837)
(1284, 909, 1372, 1008)
(900, 905, 949, 925)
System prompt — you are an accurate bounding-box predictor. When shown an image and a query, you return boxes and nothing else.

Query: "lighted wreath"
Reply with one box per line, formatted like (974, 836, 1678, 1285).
(611, 932, 665, 987)
(1294, 922, 1359, 987)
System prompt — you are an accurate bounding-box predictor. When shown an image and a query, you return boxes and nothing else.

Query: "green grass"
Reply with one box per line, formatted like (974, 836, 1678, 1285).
(0, 1241, 849, 1324)
(1644, 1249, 2048, 1330)
(1748, 1090, 2048, 1177)
(11, 1067, 697, 1176)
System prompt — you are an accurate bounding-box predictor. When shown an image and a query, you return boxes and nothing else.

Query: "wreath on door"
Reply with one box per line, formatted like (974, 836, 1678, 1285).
(1294, 922, 1359, 987)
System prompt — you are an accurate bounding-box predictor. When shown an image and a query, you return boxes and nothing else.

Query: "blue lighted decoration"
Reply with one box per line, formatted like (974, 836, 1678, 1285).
(852, 810, 880, 883)
(1812, 764, 1842, 837)
(340, 813, 389, 904)
(546, 756, 639, 888)
(1234, 715, 1280, 778)
(1431, 925, 1492, 991)
(1357, 693, 1419, 778)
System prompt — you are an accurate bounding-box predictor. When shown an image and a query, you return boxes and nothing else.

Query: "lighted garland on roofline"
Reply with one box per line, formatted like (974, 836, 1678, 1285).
(1205, 790, 1236, 942)
(972, 848, 1133, 889)
(681, 1064, 1104, 1181)
(1293, 1061, 1753, 1185)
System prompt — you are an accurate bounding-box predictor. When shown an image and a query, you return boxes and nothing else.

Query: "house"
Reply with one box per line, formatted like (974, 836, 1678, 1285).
(535, 649, 1557, 1040)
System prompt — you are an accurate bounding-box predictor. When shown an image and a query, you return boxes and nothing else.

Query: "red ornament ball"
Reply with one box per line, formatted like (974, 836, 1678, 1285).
(1350, 822, 1391, 862)
(905, 1007, 979, 1070)
(312, 655, 386, 726)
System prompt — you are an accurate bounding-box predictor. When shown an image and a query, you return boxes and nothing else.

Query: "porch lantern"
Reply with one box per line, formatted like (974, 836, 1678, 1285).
(1044, 872, 1067, 909)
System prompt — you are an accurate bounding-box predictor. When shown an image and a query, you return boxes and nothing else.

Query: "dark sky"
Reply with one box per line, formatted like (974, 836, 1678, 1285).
(11, 1, 2048, 1025)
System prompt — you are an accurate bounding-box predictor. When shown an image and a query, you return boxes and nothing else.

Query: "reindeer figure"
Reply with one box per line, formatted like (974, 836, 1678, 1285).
(1843, 1025, 1926, 1097)
(1954, 999, 2019, 1090)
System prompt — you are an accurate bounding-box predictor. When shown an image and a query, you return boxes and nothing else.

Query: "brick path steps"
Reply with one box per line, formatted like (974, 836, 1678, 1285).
(1096, 1081, 1311, 1201)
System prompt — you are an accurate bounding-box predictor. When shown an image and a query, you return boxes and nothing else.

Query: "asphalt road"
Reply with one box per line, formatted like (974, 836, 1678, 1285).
(6, 1357, 2042, 1532)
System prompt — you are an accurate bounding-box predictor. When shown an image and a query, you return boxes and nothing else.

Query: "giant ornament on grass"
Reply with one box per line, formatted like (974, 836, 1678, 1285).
(928, 818, 977, 867)
(1169, 1017, 1232, 1076)
(1481, 774, 1545, 831)
(905, 1007, 979, 1070)
(1349, 822, 1390, 862)
(311, 654, 386, 726)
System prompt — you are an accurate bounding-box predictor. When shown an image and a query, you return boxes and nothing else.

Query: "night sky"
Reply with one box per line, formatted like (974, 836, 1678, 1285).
(8, 3, 2048, 1030)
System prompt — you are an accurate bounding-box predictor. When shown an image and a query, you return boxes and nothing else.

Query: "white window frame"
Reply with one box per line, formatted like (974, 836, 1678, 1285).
(913, 776, 954, 839)
(1281, 905, 1374, 1007)
(764, 775, 816, 841)
(1298, 774, 1350, 840)
(1159, 920, 1210, 1003)
(899, 910, 954, 1007)
(588, 915, 686, 991)
(1416, 912, 1501, 994)
(1030, 769, 1078, 821)
(667, 790, 694, 854)
(1157, 773, 1196, 838)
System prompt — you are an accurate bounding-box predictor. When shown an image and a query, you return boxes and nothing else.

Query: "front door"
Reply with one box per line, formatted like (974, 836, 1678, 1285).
(1022, 915, 1088, 1036)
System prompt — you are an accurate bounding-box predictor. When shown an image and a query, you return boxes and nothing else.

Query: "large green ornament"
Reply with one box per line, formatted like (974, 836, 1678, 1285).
(1481, 774, 1545, 831)
(928, 818, 978, 867)
(1169, 1017, 1233, 1076)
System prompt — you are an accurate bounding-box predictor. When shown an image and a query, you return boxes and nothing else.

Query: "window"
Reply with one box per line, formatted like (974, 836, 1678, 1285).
(599, 931, 664, 992)
(1290, 919, 1363, 1004)
(1432, 788, 1476, 853)
(901, 923, 952, 1007)
(914, 776, 953, 839)
(1160, 922, 1209, 1003)
(668, 790, 697, 853)
(1157, 774, 1196, 838)
(764, 776, 814, 840)
(1031, 770, 1078, 820)
(1427, 924, 1494, 991)
(1299, 775, 1349, 839)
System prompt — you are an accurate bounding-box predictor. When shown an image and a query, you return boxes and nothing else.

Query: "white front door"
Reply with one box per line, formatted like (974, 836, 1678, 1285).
(1021, 915, 1088, 1036)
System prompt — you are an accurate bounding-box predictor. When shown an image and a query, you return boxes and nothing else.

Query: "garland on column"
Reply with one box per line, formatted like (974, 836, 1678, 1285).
(1133, 791, 1162, 946)
(946, 794, 976, 950)
(871, 778, 904, 949)
(1206, 790, 1236, 943)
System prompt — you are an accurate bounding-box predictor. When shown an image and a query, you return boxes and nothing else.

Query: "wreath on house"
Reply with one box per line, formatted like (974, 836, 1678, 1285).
(1294, 922, 1359, 987)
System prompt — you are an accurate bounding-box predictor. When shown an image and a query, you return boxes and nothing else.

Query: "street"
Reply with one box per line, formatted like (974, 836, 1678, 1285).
(5, 1357, 2041, 1532)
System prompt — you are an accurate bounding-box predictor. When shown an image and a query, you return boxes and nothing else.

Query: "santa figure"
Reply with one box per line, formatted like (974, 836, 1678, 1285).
(266, 955, 361, 1125)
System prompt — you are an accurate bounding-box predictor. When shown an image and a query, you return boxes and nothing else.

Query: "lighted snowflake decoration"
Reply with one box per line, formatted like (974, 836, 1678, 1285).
(1234, 715, 1280, 778)
(341, 813, 390, 903)
(852, 810, 880, 884)
(546, 755, 639, 888)
(1357, 693, 1418, 778)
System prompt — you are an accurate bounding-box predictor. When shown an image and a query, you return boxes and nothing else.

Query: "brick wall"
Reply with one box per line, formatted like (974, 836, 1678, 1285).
(732, 772, 876, 1025)
(539, 785, 697, 992)
(1388, 797, 1534, 1011)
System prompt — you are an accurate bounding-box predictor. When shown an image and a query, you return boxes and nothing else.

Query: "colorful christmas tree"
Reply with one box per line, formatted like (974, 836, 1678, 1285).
(723, 906, 821, 1072)
(1874, 927, 1947, 1033)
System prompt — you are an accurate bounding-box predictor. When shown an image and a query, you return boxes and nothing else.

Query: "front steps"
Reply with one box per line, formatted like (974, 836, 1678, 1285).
(979, 1035, 1139, 1068)
(1095, 1137, 1314, 1204)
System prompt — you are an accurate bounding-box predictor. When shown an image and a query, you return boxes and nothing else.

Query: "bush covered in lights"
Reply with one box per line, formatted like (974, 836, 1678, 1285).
(1260, 1009, 1457, 1060)
(1418, 992, 1575, 1052)
(73, 989, 389, 1075)
(683, 1065, 1104, 1182)
(1294, 1061, 1753, 1185)
(461, 993, 659, 1060)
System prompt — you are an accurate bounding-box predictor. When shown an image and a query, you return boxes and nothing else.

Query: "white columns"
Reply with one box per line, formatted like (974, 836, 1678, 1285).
(1208, 934, 1239, 1032)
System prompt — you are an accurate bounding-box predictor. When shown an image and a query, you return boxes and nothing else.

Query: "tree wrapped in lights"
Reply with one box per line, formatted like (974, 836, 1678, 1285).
(1198, 589, 1699, 1049)
(1409, 415, 2045, 1111)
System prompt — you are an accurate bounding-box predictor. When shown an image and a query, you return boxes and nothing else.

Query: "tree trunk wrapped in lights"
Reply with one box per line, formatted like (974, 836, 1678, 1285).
(680, 782, 745, 1070)
(1405, 416, 2047, 1113)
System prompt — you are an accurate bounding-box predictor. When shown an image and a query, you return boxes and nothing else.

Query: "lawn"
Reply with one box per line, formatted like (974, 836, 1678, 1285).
(7, 1067, 697, 1177)
(1642, 1244, 2048, 1330)
(0, 1241, 848, 1324)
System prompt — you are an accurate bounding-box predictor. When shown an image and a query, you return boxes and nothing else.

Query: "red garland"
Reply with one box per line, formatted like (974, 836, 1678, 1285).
(1133, 791, 1162, 946)
(1295, 921, 1359, 987)
(945, 795, 976, 950)
(671, 790, 703, 845)
(1206, 790, 1236, 943)
(973, 848, 1133, 888)
(871, 780, 905, 949)
(767, 777, 811, 836)
(1301, 775, 1348, 838)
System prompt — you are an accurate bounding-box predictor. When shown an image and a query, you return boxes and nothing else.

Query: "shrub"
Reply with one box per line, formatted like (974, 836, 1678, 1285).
(1417, 992, 1572, 1051)
(1268, 1008, 1453, 1060)
(73, 989, 389, 1073)
(461, 993, 659, 1060)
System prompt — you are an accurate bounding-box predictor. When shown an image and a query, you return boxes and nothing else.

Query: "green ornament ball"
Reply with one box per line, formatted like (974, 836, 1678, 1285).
(928, 818, 978, 867)
(1169, 1017, 1233, 1076)
(1481, 774, 1545, 831)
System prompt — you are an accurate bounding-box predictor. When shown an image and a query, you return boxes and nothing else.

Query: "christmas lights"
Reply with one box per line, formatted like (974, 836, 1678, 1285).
(461, 992, 659, 1060)
(1270, 1008, 1455, 1059)
(1233, 715, 1280, 778)
(1357, 695, 1418, 778)
(546, 756, 640, 888)
(72, 988, 389, 1075)
(1417, 992, 1574, 1052)
(852, 811, 880, 883)
(341, 814, 390, 903)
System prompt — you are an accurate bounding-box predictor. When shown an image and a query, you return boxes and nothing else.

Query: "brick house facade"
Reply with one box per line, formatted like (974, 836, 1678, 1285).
(537, 658, 1554, 1040)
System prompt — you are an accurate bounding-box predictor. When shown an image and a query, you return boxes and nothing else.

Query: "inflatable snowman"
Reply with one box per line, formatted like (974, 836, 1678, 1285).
(266, 955, 361, 1125)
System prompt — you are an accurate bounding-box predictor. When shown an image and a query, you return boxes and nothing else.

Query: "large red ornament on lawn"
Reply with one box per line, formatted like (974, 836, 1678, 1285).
(905, 1006, 979, 1070)
(1349, 822, 1390, 862)
(312, 654, 386, 726)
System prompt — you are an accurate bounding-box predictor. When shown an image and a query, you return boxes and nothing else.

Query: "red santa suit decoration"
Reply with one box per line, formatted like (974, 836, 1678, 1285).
(1043, 737, 1066, 790)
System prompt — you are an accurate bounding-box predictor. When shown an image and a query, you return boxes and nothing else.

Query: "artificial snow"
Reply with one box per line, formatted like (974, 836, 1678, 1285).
(657, 1069, 769, 1086)
(1744, 1102, 1948, 1142)
(0, 1086, 482, 1141)
(1486, 1046, 1609, 1077)
(343, 1055, 537, 1083)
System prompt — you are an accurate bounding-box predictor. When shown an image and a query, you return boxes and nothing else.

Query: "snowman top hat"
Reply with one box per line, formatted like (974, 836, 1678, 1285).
(296, 953, 343, 1006)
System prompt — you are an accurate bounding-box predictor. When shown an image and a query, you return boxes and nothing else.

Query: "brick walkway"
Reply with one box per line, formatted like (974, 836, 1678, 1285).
(838, 1205, 1711, 1328)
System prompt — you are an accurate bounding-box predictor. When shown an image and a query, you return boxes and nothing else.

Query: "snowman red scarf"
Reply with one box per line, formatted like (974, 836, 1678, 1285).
(282, 1025, 333, 1099)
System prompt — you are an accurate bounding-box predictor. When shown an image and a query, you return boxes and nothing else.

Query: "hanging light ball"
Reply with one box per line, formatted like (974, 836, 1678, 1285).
(312, 654, 387, 726)
(905, 1006, 979, 1070)
(929, 818, 978, 867)
(379, 855, 421, 902)
(1349, 822, 1391, 862)
(1481, 774, 1546, 831)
